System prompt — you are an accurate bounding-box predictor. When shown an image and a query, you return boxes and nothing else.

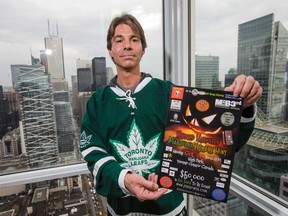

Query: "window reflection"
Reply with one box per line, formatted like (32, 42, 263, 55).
(0, 0, 163, 174)
(195, 1, 288, 211)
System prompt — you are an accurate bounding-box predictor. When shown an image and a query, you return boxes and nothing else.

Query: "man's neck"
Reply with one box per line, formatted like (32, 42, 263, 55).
(116, 70, 141, 88)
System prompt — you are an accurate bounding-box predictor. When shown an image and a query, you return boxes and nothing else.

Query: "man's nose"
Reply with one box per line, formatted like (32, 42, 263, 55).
(123, 40, 132, 49)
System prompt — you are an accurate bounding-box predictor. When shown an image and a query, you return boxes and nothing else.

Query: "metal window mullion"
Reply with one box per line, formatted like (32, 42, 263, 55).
(230, 174, 288, 216)
(0, 163, 89, 188)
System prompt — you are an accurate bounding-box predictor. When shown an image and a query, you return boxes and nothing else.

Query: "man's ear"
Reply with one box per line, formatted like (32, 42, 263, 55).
(109, 49, 113, 58)
(141, 49, 145, 56)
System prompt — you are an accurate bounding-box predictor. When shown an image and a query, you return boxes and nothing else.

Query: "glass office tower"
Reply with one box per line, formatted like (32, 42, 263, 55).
(44, 37, 65, 79)
(234, 13, 288, 204)
(18, 65, 58, 168)
(238, 13, 288, 122)
(195, 55, 220, 89)
(92, 57, 107, 91)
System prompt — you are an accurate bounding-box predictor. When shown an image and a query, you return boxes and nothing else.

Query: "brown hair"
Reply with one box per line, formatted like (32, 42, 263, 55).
(106, 13, 147, 50)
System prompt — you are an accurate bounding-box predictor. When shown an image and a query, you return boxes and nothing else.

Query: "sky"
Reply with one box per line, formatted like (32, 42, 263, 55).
(1, 0, 288, 88)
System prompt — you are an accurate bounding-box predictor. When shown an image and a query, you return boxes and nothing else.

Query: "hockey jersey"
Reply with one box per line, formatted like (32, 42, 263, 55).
(80, 74, 255, 216)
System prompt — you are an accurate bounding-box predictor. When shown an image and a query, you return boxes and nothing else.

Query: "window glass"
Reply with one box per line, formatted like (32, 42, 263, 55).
(194, 0, 288, 211)
(0, 0, 163, 174)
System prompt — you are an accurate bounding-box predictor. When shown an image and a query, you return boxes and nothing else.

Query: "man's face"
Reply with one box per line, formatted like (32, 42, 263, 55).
(109, 24, 145, 71)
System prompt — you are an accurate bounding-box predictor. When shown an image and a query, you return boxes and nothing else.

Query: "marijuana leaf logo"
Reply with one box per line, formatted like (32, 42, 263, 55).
(80, 131, 92, 148)
(110, 119, 160, 175)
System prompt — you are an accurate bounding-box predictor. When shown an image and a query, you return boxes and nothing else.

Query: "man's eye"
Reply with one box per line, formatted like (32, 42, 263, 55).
(115, 40, 122, 43)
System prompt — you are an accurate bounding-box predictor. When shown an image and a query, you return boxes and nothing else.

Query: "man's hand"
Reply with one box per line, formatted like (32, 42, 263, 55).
(124, 172, 168, 202)
(224, 75, 262, 108)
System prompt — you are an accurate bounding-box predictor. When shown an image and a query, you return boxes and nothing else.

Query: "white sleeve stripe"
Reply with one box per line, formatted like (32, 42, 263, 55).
(81, 146, 107, 158)
(93, 156, 116, 186)
(118, 169, 132, 195)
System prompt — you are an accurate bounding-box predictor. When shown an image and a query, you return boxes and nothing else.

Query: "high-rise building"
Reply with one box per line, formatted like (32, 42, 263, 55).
(0, 128, 22, 159)
(0, 86, 10, 139)
(224, 68, 238, 87)
(53, 91, 75, 155)
(279, 175, 288, 202)
(106, 67, 115, 83)
(0, 86, 19, 140)
(10, 64, 29, 90)
(78, 92, 92, 123)
(76, 59, 92, 93)
(54, 101, 75, 154)
(18, 65, 58, 168)
(92, 57, 107, 91)
(71, 75, 80, 125)
(195, 55, 220, 89)
(77, 68, 92, 92)
(238, 13, 288, 122)
(43, 36, 65, 79)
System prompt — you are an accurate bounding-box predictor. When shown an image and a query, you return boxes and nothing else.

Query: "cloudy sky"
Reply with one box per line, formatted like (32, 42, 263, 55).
(0, 0, 288, 88)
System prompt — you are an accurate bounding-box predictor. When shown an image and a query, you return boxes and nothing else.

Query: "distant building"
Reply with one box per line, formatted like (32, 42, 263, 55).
(224, 68, 238, 87)
(77, 68, 92, 92)
(78, 92, 92, 123)
(18, 65, 58, 168)
(0, 128, 22, 159)
(71, 75, 80, 125)
(195, 55, 220, 89)
(53, 91, 70, 102)
(92, 57, 107, 91)
(43, 36, 65, 79)
(10, 64, 28, 90)
(54, 101, 75, 154)
(4, 91, 20, 114)
(51, 78, 69, 92)
(0, 86, 10, 139)
(0, 86, 19, 139)
(53, 91, 75, 155)
(279, 175, 288, 202)
(238, 13, 288, 122)
(106, 67, 115, 83)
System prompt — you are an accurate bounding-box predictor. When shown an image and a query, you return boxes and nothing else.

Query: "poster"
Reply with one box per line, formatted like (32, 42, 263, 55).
(157, 86, 243, 202)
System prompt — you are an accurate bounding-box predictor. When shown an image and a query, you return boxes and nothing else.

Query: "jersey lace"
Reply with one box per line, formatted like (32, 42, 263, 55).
(116, 90, 137, 109)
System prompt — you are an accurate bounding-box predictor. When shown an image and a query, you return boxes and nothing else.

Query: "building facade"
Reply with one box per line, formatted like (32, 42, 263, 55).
(237, 13, 288, 122)
(18, 65, 58, 168)
(92, 57, 107, 91)
(195, 55, 220, 89)
(43, 37, 65, 79)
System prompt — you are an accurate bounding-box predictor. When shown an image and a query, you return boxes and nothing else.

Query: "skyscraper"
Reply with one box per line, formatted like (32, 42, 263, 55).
(224, 68, 238, 87)
(234, 13, 288, 203)
(0, 86, 9, 139)
(43, 36, 65, 79)
(77, 68, 92, 92)
(10, 64, 29, 90)
(92, 57, 107, 91)
(18, 65, 58, 168)
(238, 13, 288, 122)
(195, 55, 220, 89)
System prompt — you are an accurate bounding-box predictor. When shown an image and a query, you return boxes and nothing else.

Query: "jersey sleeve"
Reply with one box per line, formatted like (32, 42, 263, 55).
(236, 104, 256, 152)
(80, 93, 130, 197)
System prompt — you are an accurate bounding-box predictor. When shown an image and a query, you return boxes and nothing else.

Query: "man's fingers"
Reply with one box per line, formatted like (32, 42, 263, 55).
(138, 188, 168, 201)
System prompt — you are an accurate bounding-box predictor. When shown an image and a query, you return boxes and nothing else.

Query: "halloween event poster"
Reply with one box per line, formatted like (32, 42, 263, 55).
(158, 86, 243, 202)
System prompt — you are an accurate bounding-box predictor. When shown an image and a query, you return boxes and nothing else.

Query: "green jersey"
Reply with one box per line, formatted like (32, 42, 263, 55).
(80, 73, 255, 215)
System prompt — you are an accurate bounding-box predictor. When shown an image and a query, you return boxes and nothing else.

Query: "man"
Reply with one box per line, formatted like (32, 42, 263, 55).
(80, 14, 262, 216)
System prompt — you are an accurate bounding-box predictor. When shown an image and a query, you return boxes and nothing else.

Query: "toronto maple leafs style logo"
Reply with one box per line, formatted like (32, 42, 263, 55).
(110, 119, 160, 175)
(80, 131, 92, 148)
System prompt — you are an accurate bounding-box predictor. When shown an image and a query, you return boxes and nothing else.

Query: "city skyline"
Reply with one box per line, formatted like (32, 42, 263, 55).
(1, 0, 288, 88)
